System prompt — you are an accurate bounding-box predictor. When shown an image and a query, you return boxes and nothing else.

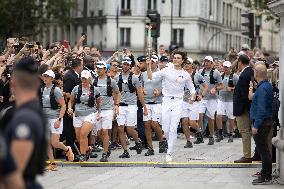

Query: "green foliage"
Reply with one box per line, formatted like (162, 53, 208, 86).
(0, 0, 77, 38)
(245, 0, 280, 24)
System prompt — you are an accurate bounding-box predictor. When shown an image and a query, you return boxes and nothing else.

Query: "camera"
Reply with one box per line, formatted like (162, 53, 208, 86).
(27, 42, 34, 49)
(2, 65, 13, 79)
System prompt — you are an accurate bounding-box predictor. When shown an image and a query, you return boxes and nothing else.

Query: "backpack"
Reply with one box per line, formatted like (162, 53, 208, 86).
(93, 76, 112, 97)
(201, 68, 216, 84)
(191, 71, 198, 89)
(40, 85, 60, 110)
(75, 84, 96, 107)
(221, 72, 234, 87)
(272, 86, 280, 127)
(117, 72, 136, 93)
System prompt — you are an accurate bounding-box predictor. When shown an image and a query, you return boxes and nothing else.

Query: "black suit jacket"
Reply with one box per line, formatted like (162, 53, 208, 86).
(233, 66, 254, 116)
(63, 69, 81, 94)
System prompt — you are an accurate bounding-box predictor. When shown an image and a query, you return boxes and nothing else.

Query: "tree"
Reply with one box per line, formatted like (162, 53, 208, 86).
(245, 0, 280, 24)
(0, 0, 77, 39)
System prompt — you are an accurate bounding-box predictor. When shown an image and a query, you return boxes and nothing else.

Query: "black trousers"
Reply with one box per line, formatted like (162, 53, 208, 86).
(62, 114, 77, 154)
(253, 119, 272, 179)
(137, 101, 146, 145)
(25, 179, 43, 189)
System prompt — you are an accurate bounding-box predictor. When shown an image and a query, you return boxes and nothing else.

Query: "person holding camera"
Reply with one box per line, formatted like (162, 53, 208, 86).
(0, 63, 15, 111)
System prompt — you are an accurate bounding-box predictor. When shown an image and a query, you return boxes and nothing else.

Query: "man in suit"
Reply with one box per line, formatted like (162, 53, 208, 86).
(233, 55, 254, 163)
(63, 58, 83, 157)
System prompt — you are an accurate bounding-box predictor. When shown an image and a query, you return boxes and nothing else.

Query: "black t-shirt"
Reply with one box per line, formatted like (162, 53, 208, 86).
(0, 80, 14, 110)
(0, 131, 17, 177)
(4, 100, 46, 179)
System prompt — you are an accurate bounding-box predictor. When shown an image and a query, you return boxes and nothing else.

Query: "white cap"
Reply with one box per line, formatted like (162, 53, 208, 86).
(43, 70, 55, 78)
(223, 61, 232, 68)
(187, 57, 193, 64)
(238, 51, 246, 56)
(151, 55, 159, 63)
(241, 44, 249, 50)
(81, 70, 92, 79)
(166, 62, 174, 68)
(122, 57, 132, 64)
(96, 61, 106, 68)
(204, 56, 213, 62)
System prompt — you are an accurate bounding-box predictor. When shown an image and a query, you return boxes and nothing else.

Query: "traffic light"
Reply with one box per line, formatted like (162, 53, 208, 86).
(241, 12, 254, 39)
(147, 13, 160, 38)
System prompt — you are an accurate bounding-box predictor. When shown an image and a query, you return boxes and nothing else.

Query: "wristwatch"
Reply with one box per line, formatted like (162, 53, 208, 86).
(58, 118, 62, 122)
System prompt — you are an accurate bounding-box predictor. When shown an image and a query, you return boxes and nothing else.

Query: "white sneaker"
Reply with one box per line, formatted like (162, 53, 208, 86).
(166, 154, 172, 162)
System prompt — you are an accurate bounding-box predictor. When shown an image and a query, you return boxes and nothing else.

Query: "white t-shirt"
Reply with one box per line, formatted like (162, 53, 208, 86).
(152, 67, 195, 98)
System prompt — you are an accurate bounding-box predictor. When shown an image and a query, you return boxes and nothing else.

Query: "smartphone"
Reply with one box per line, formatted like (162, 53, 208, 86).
(62, 40, 69, 49)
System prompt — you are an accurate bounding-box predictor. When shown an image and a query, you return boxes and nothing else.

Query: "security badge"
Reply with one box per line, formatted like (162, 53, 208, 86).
(15, 124, 31, 139)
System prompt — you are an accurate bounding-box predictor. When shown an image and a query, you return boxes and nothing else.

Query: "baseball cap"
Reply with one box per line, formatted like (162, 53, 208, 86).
(96, 61, 106, 68)
(122, 57, 132, 64)
(204, 56, 213, 62)
(151, 55, 159, 63)
(187, 57, 193, 64)
(80, 70, 92, 79)
(241, 44, 249, 50)
(222, 61, 232, 68)
(137, 55, 147, 62)
(42, 70, 55, 78)
(14, 56, 39, 74)
(160, 56, 168, 62)
(238, 51, 246, 56)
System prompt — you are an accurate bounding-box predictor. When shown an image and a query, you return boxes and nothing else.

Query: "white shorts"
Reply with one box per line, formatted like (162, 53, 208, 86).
(143, 103, 162, 123)
(73, 113, 96, 128)
(116, 105, 137, 126)
(198, 100, 207, 114)
(96, 110, 114, 130)
(181, 102, 199, 121)
(217, 100, 235, 119)
(48, 118, 63, 135)
(200, 99, 218, 119)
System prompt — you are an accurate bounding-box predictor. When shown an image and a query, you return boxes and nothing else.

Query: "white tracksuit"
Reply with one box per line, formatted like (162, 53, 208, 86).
(152, 67, 196, 155)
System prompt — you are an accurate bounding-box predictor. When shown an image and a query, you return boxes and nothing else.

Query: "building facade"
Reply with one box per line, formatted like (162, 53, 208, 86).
(39, 0, 279, 60)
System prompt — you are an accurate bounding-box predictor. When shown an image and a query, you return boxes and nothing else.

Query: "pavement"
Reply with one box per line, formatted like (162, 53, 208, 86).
(39, 137, 282, 189)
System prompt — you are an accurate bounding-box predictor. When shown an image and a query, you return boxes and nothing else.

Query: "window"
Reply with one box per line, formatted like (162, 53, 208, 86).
(222, 2, 225, 24)
(121, 0, 131, 15)
(120, 28, 131, 47)
(53, 27, 57, 42)
(173, 29, 184, 47)
(228, 4, 232, 27)
(209, 0, 212, 17)
(147, 0, 157, 11)
(179, 0, 182, 17)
